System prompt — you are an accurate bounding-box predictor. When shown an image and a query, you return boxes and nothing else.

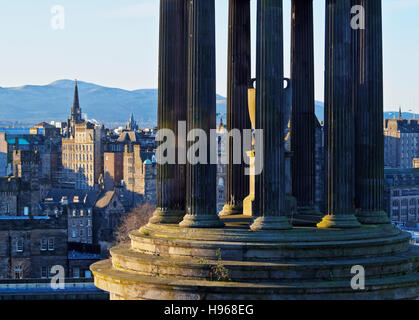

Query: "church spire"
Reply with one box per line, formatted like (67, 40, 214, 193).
(71, 79, 82, 124)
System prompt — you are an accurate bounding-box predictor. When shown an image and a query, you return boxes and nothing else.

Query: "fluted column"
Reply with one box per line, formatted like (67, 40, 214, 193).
(290, 0, 320, 215)
(219, 0, 251, 217)
(354, 0, 389, 224)
(179, 0, 223, 228)
(317, 0, 361, 228)
(150, 0, 188, 224)
(250, 0, 292, 231)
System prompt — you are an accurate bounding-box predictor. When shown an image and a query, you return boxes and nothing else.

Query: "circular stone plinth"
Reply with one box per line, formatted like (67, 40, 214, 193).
(91, 224, 419, 300)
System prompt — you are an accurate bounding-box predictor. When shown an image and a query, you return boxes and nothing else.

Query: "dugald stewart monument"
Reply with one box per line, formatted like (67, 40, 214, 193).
(91, 0, 419, 300)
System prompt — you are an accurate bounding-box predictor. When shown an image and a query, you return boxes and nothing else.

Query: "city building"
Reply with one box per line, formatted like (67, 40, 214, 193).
(61, 81, 105, 190)
(385, 168, 419, 227)
(0, 214, 67, 279)
(122, 144, 156, 207)
(384, 118, 419, 168)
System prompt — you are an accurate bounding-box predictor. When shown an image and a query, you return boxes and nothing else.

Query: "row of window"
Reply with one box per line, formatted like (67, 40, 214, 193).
(71, 219, 92, 227)
(71, 209, 92, 217)
(15, 237, 55, 252)
(392, 199, 419, 206)
(63, 144, 93, 152)
(63, 153, 93, 162)
(71, 228, 92, 238)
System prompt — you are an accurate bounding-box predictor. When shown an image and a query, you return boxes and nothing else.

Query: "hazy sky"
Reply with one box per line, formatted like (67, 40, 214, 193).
(0, 0, 418, 111)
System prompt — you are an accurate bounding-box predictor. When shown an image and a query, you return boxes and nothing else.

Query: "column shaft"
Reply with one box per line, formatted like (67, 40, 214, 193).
(317, 0, 361, 228)
(219, 0, 251, 217)
(180, 0, 223, 228)
(250, 0, 291, 230)
(290, 0, 320, 215)
(151, 0, 188, 224)
(354, 0, 389, 224)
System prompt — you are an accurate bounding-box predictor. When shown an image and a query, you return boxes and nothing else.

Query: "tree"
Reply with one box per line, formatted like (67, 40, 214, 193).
(114, 203, 154, 245)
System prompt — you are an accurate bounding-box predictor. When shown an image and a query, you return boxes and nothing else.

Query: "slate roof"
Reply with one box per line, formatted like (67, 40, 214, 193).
(94, 191, 116, 209)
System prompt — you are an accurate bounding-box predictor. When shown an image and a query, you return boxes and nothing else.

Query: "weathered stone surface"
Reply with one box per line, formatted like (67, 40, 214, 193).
(151, 0, 188, 224)
(179, 0, 223, 228)
(290, 0, 320, 217)
(91, 223, 419, 300)
(251, 0, 291, 230)
(219, 0, 251, 217)
(318, 0, 360, 229)
(353, 0, 389, 225)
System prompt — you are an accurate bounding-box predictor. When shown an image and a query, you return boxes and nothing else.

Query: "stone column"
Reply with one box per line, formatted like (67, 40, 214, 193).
(219, 0, 251, 217)
(250, 0, 292, 231)
(354, 0, 389, 224)
(317, 0, 361, 228)
(179, 0, 223, 228)
(150, 0, 188, 224)
(290, 0, 320, 216)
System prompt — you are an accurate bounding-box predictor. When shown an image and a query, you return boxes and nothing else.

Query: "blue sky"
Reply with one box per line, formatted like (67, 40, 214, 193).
(0, 0, 418, 111)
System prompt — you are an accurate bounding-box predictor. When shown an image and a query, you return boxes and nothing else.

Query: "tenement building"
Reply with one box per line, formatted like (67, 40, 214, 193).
(92, 0, 419, 300)
(0, 214, 67, 279)
(385, 168, 419, 227)
(61, 81, 105, 190)
(384, 119, 419, 168)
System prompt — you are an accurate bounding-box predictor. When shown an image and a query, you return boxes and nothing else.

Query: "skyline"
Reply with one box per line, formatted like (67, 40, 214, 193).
(0, 0, 418, 111)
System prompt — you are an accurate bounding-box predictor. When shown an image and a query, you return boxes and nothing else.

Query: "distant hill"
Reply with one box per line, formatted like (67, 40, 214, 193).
(0, 80, 227, 127)
(2, 79, 404, 127)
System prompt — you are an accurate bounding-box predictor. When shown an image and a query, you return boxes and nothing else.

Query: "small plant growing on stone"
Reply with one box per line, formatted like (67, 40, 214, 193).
(141, 229, 150, 236)
(198, 248, 231, 282)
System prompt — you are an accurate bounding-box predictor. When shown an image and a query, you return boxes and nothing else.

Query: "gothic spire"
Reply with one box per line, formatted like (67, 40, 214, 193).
(71, 79, 82, 123)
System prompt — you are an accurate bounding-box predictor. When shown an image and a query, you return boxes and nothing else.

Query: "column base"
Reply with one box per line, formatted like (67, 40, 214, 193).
(317, 214, 361, 229)
(356, 210, 390, 225)
(179, 214, 224, 228)
(218, 203, 242, 217)
(250, 216, 292, 231)
(149, 208, 185, 224)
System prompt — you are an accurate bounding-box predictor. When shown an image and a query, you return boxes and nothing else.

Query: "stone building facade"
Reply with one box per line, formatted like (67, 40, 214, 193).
(103, 152, 124, 191)
(93, 191, 126, 256)
(122, 144, 156, 206)
(61, 82, 104, 190)
(385, 168, 419, 227)
(0, 214, 67, 279)
(384, 119, 419, 168)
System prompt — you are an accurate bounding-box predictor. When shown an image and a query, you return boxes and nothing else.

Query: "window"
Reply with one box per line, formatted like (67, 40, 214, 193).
(73, 267, 80, 279)
(72, 230, 77, 238)
(72, 210, 76, 217)
(80, 210, 84, 216)
(84, 270, 92, 278)
(87, 219, 91, 227)
(14, 266, 23, 279)
(40, 238, 47, 251)
(16, 238, 23, 252)
(23, 207, 29, 216)
(48, 238, 55, 251)
(88, 228, 92, 237)
(41, 266, 48, 279)
(88, 209, 92, 216)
